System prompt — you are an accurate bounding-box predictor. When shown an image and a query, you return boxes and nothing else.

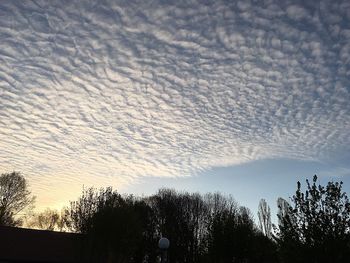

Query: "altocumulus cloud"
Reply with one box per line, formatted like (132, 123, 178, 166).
(0, 0, 350, 207)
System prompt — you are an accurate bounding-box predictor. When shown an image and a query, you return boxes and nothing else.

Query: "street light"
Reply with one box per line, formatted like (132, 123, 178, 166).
(158, 237, 170, 263)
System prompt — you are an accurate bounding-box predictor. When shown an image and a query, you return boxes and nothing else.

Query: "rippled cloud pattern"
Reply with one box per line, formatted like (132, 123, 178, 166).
(0, 0, 349, 207)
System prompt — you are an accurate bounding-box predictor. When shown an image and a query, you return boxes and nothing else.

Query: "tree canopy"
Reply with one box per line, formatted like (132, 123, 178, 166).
(277, 175, 350, 262)
(0, 171, 35, 226)
(63, 187, 277, 263)
(3, 170, 349, 263)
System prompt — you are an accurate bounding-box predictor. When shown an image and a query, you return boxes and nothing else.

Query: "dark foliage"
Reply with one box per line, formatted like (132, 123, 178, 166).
(64, 187, 101, 233)
(0, 171, 35, 226)
(149, 189, 212, 263)
(65, 188, 277, 263)
(276, 175, 350, 263)
(64, 187, 150, 262)
(4, 170, 350, 262)
(88, 192, 144, 262)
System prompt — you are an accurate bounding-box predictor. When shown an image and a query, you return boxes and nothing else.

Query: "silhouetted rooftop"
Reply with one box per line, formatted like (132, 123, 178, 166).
(0, 226, 85, 262)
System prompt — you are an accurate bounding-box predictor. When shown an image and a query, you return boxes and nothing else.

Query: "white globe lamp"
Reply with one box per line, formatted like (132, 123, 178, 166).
(158, 237, 170, 263)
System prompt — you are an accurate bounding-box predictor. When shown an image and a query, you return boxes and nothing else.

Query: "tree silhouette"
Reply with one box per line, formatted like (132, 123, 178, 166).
(64, 187, 150, 262)
(88, 192, 144, 262)
(276, 197, 293, 229)
(25, 208, 65, 231)
(277, 175, 350, 263)
(64, 187, 278, 262)
(63, 187, 102, 233)
(0, 171, 35, 226)
(206, 194, 277, 263)
(149, 189, 207, 263)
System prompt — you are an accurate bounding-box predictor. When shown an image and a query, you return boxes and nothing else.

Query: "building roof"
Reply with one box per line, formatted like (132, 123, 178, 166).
(0, 226, 85, 262)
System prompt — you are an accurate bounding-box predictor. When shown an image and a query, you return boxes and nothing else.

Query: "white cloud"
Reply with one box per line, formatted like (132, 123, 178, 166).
(0, 0, 349, 209)
(286, 5, 310, 21)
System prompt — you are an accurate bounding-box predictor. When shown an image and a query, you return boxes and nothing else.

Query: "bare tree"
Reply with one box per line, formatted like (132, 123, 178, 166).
(258, 199, 272, 238)
(0, 171, 35, 226)
(25, 208, 65, 231)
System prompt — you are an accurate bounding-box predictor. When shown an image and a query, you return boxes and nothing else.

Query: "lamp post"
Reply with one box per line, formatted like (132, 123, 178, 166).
(158, 237, 170, 263)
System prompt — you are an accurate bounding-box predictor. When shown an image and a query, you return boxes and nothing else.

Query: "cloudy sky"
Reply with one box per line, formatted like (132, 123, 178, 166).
(1, 0, 350, 215)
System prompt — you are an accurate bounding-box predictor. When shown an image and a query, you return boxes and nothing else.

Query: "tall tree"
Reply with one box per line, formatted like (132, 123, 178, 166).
(0, 171, 35, 226)
(88, 193, 144, 262)
(276, 197, 295, 231)
(149, 189, 199, 263)
(64, 187, 147, 262)
(258, 199, 272, 238)
(277, 175, 350, 263)
(205, 193, 277, 263)
(63, 187, 101, 233)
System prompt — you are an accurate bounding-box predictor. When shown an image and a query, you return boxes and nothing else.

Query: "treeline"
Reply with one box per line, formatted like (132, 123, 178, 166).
(1, 172, 350, 262)
(63, 188, 276, 262)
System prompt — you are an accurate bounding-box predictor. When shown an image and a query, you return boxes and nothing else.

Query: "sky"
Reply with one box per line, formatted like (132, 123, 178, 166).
(0, 0, 350, 219)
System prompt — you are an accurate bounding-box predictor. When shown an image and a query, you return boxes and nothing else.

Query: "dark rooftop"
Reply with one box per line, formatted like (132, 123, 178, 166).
(0, 226, 85, 263)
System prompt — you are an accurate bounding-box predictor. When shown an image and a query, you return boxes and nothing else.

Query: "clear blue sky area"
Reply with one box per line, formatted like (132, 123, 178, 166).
(125, 158, 350, 222)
